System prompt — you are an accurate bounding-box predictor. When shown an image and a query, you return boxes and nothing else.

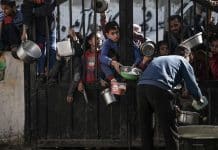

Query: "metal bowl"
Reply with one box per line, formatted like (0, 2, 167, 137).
(180, 32, 203, 49)
(17, 40, 41, 63)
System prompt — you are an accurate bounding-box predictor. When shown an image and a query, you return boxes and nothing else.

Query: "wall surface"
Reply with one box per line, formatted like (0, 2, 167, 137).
(0, 52, 24, 144)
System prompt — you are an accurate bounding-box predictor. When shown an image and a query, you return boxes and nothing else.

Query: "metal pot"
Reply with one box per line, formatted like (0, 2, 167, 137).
(140, 38, 156, 56)
(17, 40, 42, 63)
(91, 0, 109, 13)
(180, 32, 203, 49)
(101, 88, 117, 105)
(177, 110, 200, 125)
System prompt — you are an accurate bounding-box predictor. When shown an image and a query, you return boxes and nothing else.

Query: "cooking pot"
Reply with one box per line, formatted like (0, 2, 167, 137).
(101, 88, 117, 105)
(177, 110, 200, 125)
(111, 81, 126, 95)
(91, 0, 109, 13)
(17, 40, 42, 63)
(180, 32, 203, 49)
(140, 39, 156, 56)
(120, 66, 142, 80)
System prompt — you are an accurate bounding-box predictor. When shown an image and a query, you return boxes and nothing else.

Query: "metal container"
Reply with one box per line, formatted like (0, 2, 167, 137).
(91, 0, 109, 13)
(56, 39, 75, 57)
(140, 41, 155, 56)
(120, 66, 142, 80)
(101, 88, 117, 105)
(17, 40, 42, 63)
(111, 81, 126, 95)
(180, 32, 203, 49)
(178, 111, 200, 125)
(177, 125, 218, 139)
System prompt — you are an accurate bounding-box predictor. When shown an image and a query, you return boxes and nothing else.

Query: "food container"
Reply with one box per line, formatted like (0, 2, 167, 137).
(177, 110, 200, 125)
(91, 0, 109, 13)
(110, 81, 126, 95)
(56, 38, 75, 57)
(101, 88, 117, 105)
(180, 32, 203, 49)
(17, 40, 42, 63)
(120, 66, 142, 80)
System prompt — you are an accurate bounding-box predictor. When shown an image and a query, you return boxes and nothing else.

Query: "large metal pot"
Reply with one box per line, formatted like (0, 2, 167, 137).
(16, 40, 42, 63)
(180, 32, 203, 49)
(101, 88, 117, 105)
(177, 110, 200, 125)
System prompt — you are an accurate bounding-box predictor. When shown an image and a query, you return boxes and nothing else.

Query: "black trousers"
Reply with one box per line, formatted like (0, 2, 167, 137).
(137, 84, 177, 150)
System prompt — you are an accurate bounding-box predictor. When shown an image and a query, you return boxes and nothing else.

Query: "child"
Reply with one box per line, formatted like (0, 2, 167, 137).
(67, 32, 106, 103)
(209, 35, 218, 80)
(1, 0, 22, 57)
(157, 40, 170, 56)
(21, 0, 56, 80)
(100, 21, 141, 82)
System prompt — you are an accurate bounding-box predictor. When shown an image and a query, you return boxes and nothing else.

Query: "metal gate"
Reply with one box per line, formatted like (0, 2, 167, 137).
(24, 0, 218, 149)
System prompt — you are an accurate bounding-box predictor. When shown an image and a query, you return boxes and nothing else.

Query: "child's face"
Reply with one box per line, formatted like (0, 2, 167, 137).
(210, 40, 218, 55)
(1, 4, 13, 16)
(106, 29, 120, 42)
(89, 33, 102, 49)
(159, 44, 169, 56)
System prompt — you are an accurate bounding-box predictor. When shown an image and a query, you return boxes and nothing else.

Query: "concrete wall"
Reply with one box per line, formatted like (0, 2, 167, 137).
(0, 52, 24, 144)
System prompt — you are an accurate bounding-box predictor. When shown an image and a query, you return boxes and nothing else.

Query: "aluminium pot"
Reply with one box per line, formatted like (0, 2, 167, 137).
(101, 88, 117, 105)
(91, 0, 109, 13)
(177, 110, 200, 125)
(180, 32, 203, 49)
(17, 40, 42, 63)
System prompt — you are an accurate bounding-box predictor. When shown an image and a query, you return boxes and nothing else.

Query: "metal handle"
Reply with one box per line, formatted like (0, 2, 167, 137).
(83, 89, 88, 104)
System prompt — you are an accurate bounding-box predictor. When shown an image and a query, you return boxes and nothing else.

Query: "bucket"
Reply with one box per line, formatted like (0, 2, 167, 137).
(110, 81, 126, 95)
(101, 88, 117, 105)
(56, 39, 75, 57)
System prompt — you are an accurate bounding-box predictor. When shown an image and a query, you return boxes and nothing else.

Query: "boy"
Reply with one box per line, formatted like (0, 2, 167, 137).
(100, 21, 141, 81)
(21, 0, 56, 82)
(1, 0, 22, 57)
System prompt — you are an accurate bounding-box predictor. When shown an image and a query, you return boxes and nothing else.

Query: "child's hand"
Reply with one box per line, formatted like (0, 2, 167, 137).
(142, 56, 150, 64)
(77, 82, 84, 93)
(111, 60, 121, 73)
(21, 31, 28, 42)
(68, 27, 78, 41)
(100, 79, 108, 87)
(66, 96, 73, 103)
